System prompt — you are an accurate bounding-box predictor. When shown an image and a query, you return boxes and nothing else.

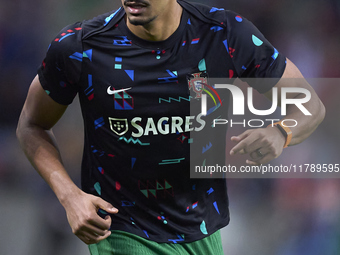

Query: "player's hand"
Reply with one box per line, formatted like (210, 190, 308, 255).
(230, 126, 286, 165)
(62, 190, 118, 244)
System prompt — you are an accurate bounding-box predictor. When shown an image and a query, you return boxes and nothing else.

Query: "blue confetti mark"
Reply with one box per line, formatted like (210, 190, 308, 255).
(223, 40, 229, 53)
(83, 49, 93, 61)
(94, 117, 105, 129)
(125, 70, 134, 81)
(104, 8, 121, 26)
(213, 201, 220, 214)
(191, 38, 200, 44)
(168, 234, 185, 243)
(69, 52, 83, 62)
(207, 188, 214, 195)
(202, 142, 213, 154)
(143, 230, 150, 238)
(211, 26, 223, 32)
(131, 158, 137, 169)
(235, 16, 243, 22)
(210, 7, 224, 13)
(272, 48, 279, 60)
(59, 33, 75, 42)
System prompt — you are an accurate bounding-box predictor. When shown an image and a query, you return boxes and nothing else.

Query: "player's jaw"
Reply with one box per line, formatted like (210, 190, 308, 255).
(122, 0, 156, 26)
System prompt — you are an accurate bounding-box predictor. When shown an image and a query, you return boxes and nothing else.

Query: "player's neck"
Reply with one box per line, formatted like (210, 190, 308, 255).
(126, 3, 183, 42)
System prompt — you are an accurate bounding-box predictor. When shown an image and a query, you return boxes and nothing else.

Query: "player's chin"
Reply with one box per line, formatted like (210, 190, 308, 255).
(128, 17, 145, 26)
(128, 15, 157, 26)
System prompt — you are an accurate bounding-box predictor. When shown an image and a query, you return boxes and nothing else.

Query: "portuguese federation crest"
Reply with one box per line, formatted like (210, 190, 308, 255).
(109, 118, 129, 136)
(187, 72, 208, 99)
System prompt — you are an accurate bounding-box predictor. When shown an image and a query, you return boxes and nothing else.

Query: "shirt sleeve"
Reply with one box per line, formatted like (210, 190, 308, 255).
(37, 22, 83, 105)
(224, 11, 287, 93)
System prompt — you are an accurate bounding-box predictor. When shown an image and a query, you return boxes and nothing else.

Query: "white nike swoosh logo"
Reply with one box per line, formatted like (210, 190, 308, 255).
(107, 87, 132, 95)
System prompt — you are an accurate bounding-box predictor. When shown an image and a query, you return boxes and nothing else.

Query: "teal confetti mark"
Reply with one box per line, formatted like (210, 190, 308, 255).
(157, 213, 168, 224)
(252, 35, 263, 46)
(118, 137, 150, 146)
(98, 209, 108, 215)
(130, 217, 135, 225)
(198, 59, 206, 71)
(94, 182, 101, 195)
(159, 96, 191, 104)
(45, 90, 50, 95)
(159, 158, 185, 165)
(83, 49, 93, 61)
(212, 115, 222, 127)
(200, 220, 208, 235)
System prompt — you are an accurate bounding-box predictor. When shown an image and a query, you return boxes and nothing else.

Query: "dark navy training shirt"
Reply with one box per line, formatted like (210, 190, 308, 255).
(38, 0, 286, 243)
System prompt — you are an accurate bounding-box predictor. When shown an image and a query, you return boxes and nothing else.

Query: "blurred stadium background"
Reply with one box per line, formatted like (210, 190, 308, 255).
(1, 0, 340, 254)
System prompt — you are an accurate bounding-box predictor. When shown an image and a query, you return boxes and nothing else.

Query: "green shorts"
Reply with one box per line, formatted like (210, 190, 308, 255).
(89, 230, 224, 255)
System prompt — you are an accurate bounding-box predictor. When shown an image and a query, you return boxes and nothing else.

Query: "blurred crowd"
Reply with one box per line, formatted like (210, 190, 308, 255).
(0, 0, 339, 254)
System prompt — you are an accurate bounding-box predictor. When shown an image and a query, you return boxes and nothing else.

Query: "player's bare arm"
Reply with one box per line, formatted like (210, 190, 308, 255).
(230, 59, 326, 165)
(16, 76, 118, 244)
